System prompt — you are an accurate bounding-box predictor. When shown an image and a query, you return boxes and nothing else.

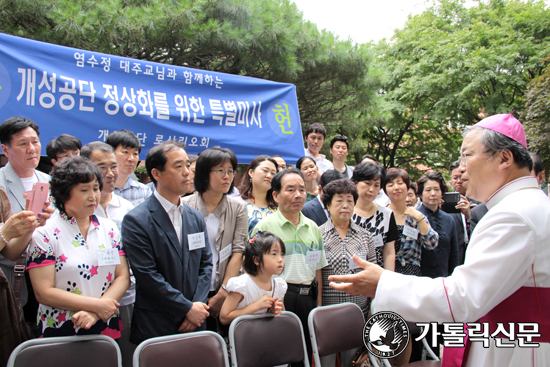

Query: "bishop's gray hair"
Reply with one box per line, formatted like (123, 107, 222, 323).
(462, 126, 532, 171)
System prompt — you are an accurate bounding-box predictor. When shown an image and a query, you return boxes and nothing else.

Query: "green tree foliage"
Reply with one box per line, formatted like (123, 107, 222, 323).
(358, 0, 550, 177)
(0, 0, 375, 150)
(523, 58, 550, 173)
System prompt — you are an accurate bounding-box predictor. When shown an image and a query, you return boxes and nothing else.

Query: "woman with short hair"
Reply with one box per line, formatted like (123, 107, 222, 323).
(319, 178, 376, 367)
(351, 162, 397, 271)
(384, 168, 438, 276)
(27, 157, 130, 338)
(417, 171, 460, 278)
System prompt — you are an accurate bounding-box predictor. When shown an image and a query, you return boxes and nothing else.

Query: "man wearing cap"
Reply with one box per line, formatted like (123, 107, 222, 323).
(330, 114, 550, 366)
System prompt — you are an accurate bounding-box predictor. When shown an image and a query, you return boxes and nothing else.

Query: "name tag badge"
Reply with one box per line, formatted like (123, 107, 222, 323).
(349, 254, 366, 270)
(188, 232, 206, 251)
(305, 250, 321, 265)
(219, 243, 232, 263)
(96, 249, 121, 266)
(373, 234, 384, 248)
(403, 225, 419, 239)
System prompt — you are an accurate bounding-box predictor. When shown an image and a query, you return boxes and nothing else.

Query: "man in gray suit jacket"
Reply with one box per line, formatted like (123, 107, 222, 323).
(0, 117, 50, 315)
(122, 141, 212, 344)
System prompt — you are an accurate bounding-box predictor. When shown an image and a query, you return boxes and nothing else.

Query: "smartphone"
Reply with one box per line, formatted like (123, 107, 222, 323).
(23, 182, 50, 216)
(441, 192, 461, 214)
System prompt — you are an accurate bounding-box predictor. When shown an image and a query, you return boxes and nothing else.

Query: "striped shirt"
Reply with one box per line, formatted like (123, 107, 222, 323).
(252, 210, 328, 285)
(114, 177, 152, 207)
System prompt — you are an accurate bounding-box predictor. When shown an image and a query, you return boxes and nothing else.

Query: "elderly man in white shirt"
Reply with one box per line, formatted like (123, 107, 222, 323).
(330, 113, 550, 367)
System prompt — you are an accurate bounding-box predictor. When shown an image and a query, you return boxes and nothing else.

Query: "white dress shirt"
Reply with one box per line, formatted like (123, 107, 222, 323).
(154, 190, 184, 245)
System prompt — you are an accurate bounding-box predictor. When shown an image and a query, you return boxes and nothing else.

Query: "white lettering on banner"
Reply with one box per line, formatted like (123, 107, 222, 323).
(150, 134, 209, 149)
(153, 92, 170, 120)
(101, 57, 111, 72)
(416, 322, 541, 348)
(156, 66, 165, 80)
(98, 130, 109, 141)
(74, 52, 85, 67)
(189, 96, 205, 123)
(136, 133, 147, 146)
(17, 68, 36, 106)
(87, 55, 98, 68)
(78, 80, 96, 112)
(167, 69, 176, 80)
(15, 69, 262, 129)
(71, 51, 222, 85)
(38, 71, 56, 109)
(137, 89, 153, 117)
(183, 71, 192, 84)
(17, 68, 96, 112)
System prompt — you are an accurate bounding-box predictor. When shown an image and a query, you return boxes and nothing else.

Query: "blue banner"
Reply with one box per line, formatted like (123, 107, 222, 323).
(0, 33, 304, 163)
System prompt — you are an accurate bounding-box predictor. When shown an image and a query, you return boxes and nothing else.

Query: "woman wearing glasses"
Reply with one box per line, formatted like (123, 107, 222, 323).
(182, 147, 248, 332)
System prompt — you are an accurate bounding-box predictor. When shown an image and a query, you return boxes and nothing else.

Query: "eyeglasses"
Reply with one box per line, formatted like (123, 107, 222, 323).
(98, 164, 119, 174)
(334, 135, 348, 141)
(459, 149, 489, 164)
(211, 169, 236, 177)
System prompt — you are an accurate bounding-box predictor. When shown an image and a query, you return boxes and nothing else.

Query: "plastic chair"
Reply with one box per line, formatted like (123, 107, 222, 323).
(228, 311, 310, 367)
(307, 303, 365, 367)
(7, 335, 121, 367)
(133, 330, 229, 367)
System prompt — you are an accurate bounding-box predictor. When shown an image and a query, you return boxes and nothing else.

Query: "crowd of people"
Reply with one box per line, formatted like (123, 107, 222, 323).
(0, 116, 548, 367)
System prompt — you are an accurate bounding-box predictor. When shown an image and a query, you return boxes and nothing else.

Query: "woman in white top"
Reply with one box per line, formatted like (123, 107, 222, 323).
(27, 157, 130, 338)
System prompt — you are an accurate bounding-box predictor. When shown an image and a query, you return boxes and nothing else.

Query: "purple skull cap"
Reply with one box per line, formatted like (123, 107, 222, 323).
(474, 113, 527, 148)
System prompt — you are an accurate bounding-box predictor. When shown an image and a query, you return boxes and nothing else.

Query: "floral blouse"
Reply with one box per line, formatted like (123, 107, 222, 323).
(243, 200, 276, 236)
(26, 212, 125, 338)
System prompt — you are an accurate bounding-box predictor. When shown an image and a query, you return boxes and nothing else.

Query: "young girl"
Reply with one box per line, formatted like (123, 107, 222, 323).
(220, 231, 287, 325)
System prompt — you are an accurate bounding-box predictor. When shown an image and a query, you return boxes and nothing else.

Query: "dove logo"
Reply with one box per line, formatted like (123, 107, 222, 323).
(363, 311, 410, 358)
